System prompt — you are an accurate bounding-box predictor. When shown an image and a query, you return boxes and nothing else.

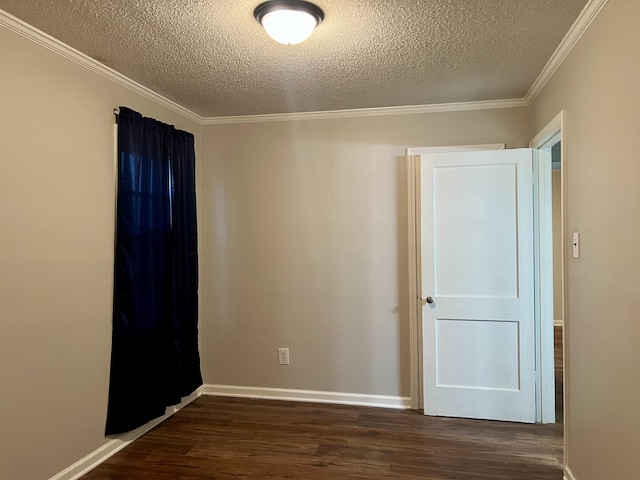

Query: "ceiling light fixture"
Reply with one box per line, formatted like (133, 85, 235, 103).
(254, 0, 324, 45)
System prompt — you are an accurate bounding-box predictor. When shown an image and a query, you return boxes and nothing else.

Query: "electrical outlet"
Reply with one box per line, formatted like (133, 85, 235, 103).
(278, 348, 289, 365)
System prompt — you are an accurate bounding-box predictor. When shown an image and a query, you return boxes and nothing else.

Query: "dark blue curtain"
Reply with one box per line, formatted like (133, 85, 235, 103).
(106, 107, 202, 435)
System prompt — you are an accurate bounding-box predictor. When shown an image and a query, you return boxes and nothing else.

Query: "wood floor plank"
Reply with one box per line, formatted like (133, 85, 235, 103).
(81, 396, 563, 479)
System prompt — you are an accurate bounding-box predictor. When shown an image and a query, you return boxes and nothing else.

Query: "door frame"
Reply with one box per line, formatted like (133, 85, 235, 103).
(406, 144, 505, 410)
(406, 129, 564, 422)
(530, 111, 566, 424)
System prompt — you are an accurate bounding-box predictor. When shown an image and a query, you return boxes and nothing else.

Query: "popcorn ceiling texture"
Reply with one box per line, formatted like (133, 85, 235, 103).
(0, 0, 588, 117)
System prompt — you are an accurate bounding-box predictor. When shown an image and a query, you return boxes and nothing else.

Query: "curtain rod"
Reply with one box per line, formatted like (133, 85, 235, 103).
(113, 107, 119, 124)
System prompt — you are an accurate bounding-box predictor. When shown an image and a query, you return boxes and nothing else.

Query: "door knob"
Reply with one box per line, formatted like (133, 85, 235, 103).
(421, 296, 434, 305)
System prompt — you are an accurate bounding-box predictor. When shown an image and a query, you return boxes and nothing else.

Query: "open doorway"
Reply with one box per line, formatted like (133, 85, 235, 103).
(551, 141, 564, 422)
(530, 110, 566, 428)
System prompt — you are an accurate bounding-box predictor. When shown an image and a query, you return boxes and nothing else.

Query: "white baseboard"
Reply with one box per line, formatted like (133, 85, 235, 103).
(48, 387, 203, 480)
(201, 384, 411, 409)
(564, 465, 577, 480)
(49, 384, 409, 479)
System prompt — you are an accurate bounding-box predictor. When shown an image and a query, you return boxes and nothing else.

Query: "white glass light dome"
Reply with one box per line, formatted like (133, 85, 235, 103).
(254, 1, 324, 45)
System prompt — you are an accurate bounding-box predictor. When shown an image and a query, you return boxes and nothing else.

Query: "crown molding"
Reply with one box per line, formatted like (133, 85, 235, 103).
(201, 98, 528, 125)
(525, 0, 609, 104)
(563, 465, 577, 480)
(0, 9, 204, 125)
(1, 6, 525, 127)
(3, 0, 607, 126)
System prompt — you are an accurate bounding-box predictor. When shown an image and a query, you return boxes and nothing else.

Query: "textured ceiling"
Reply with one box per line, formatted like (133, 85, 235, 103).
(0, 0, 588, 117)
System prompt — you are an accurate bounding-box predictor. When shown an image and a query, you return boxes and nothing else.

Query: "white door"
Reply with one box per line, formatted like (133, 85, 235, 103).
(421, 149, 536, 422)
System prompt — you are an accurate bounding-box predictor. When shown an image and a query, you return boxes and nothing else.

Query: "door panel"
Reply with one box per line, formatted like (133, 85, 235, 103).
(436, 319, 520, 390)
(421, 149, 535, 423)
(434, 164, 518, 298)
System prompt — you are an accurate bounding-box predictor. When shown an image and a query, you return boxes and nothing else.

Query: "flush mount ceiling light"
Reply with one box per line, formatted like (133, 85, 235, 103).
(254, 0, 324, 45)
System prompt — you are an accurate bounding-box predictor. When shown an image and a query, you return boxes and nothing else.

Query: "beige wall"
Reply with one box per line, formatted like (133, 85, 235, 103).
(0, 26, 200, 480)
(530, 1, 640, 479)
(198, 109, 531, 396)
(8, 2, 639, 479)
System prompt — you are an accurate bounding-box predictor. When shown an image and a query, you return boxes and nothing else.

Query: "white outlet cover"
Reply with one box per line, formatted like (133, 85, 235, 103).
(278, 348, 289, 365)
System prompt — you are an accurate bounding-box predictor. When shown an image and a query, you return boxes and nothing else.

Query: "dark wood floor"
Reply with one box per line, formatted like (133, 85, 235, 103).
(82, 391, 564, 480)
(82, 327, 565, 480)
(555, 325, 564, 420)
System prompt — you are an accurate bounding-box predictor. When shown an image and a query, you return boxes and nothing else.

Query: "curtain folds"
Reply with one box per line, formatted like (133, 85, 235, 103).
(105, 107, 202, 435)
